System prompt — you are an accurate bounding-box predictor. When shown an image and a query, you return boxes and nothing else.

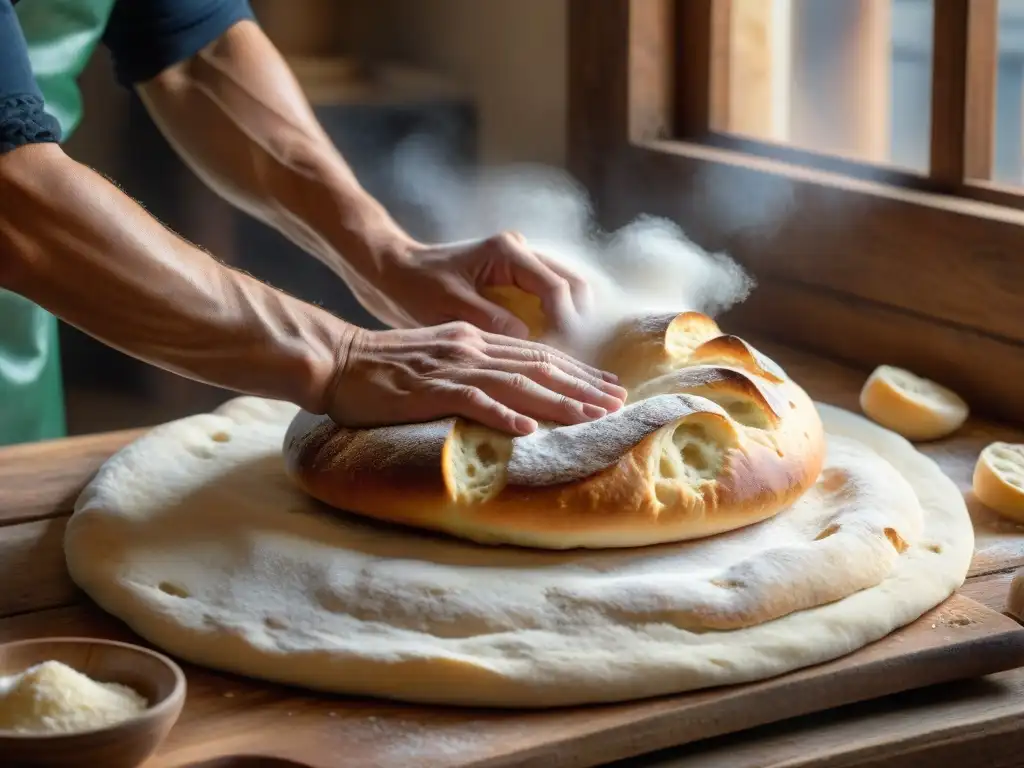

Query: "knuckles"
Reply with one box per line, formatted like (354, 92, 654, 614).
(454, 385, 489, 409)
(528, 361, 560, 381)
(489, 230, 527, 254)
(438, 321, 482, 346)
(557, 394, 580, 414)
(505, 373, 533, 392)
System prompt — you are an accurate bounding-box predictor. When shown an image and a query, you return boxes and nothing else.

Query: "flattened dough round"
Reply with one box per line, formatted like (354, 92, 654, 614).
(64, 398, 972, 708)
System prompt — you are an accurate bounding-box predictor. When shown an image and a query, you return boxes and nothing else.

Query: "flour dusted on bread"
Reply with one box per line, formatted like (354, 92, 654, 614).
(283, 312, 825, 549)
(63, 397, 972, 708)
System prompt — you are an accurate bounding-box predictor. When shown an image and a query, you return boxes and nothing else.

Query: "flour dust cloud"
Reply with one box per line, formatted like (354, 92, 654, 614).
(388, 135, 755, 363)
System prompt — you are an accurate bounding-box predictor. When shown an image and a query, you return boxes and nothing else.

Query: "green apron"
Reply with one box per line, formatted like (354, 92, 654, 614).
(1, 0, 117, 446)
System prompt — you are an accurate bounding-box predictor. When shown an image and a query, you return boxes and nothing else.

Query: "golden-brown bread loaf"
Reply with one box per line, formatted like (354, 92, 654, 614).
(283, 312, 826, 549)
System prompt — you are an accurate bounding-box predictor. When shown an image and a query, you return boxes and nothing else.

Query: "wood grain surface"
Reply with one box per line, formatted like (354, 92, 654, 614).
(0, 596, 1021, 768)
(3, 342, 1024, 768)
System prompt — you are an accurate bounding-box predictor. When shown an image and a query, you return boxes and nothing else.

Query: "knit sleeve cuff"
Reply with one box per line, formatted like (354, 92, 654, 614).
(0, 94, 62, 155)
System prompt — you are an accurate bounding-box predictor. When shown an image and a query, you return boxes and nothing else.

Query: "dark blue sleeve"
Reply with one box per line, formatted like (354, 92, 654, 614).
(0, 1, 62, 154)
(102, 0, 256, 86)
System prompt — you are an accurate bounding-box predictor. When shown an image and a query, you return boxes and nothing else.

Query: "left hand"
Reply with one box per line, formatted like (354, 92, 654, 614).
(349, 231, 591, 339)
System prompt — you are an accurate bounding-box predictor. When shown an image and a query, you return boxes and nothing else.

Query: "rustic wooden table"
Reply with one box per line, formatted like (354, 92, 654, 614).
(3, 343, 1024, 768)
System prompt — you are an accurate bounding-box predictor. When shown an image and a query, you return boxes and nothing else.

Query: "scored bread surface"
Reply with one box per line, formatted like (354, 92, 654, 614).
(283, 312, 826, 549)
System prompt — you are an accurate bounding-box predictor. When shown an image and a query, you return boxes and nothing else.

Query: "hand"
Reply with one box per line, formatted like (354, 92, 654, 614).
(324, 322, 627, 435)
(348, 231, 590, 339)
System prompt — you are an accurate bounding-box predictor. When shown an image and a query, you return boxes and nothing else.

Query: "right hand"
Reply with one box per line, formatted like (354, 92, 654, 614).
(324, 323, 628, 435)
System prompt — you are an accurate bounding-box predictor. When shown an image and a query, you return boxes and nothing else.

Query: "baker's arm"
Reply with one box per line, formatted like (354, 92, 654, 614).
(106, 4, 403, 302)
(122, 5, 589, 337)
(0, 139, 623, 432)
(0, 141, 347, 414)
(0, 2, 316, 410)
(0, 2, 622, 434)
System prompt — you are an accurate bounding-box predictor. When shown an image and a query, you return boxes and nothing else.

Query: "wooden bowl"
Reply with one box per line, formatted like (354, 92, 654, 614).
(0, 637, 186, 768)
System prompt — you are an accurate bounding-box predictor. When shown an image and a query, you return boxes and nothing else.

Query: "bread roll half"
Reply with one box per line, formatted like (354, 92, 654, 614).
(283, 312, 825, 549)
(859, 365, 968, 441)
(973, 442, 1024, 523)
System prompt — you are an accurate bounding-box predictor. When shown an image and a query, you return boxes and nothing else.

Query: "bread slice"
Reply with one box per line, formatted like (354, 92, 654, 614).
(283, 312, 826, 549)
(973, 442, 1024, 523)
(858, 365, 968, 442)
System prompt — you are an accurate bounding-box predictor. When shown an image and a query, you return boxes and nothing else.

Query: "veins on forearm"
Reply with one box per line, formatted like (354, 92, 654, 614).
(138, 21, 411, 281)
(0, 146, 340, 410)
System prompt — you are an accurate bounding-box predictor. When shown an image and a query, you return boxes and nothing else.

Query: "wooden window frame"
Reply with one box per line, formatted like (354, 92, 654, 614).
(568, 0, 1024, 425)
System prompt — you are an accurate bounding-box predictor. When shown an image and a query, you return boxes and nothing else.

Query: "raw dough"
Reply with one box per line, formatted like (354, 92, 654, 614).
(64, 398, 972, 708)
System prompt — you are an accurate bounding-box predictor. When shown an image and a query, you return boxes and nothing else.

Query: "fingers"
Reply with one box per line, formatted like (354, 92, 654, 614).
(535, 252, 593, 317)
(431, 383, 539, 436)
(481, 332, 623, 386)
(331, 330, 629, 437)
(450, 287, 533, 339)
(480, 371, 608, 425)
(489, 360, 624, 413)
(484, 342, 627, 405)
(491, 233, 578, 328)
(432, 333, 626, 429)
(445, 371, 608, 432)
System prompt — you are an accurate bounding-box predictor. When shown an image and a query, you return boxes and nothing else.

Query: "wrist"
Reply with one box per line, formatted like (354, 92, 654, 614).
(321, 182, 419, 281)
(252, 131, 413, 278)
(296, 309, 361, 416)
(290, 151, 417, 280)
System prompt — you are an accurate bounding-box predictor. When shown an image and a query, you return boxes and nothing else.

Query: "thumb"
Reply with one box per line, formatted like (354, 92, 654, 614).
(451, 288, 531, 339)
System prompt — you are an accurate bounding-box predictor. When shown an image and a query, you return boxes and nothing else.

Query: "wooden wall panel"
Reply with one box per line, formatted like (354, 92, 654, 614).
(605, 142, 1024, 343)
(930, 0, 998, 183)
(724, 279, 1024, 426)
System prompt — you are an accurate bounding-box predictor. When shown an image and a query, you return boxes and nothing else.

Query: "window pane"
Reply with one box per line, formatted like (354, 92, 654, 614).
(721, 0, 934, 173)
(994, 0, 1024, 185)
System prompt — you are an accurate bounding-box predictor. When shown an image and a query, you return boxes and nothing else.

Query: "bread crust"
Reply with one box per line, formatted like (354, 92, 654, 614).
(283, 313, 826, 549)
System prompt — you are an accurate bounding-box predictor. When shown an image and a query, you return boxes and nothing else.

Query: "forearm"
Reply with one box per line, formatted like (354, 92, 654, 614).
(138, 20, 412, 285)
(0, 143, 346, 412)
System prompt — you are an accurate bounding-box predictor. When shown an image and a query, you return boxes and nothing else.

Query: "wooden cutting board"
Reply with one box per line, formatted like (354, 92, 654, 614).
(3, 592, 1023, 768)
(5, 346, 1024, 768)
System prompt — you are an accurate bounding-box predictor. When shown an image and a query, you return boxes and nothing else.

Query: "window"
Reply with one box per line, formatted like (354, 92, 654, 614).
(995, 0, 1024, 185)
(714, 0, 933, 174)
(677, 0, 1011, 200)
(568, 0, 1024, 424)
